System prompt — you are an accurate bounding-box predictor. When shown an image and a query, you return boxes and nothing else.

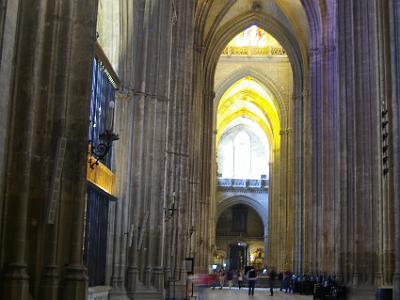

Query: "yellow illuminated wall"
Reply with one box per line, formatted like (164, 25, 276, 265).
(216, 77, 281, 152)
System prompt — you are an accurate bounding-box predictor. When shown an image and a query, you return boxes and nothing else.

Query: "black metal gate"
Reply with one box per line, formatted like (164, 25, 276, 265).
(84, 187, 110, 286)
(83, 54, 116, 286)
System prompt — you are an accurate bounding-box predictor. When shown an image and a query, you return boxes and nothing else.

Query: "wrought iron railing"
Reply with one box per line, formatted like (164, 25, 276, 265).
(84, 187, 110, 286)
(84, 43, 119, 287)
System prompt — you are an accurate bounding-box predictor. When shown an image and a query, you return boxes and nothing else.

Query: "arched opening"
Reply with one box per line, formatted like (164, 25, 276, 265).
(211, 21, 298, 274)
(216, 203, 265, 271)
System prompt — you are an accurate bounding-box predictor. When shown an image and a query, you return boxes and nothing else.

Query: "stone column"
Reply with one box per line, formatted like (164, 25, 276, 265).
(1, 1, 42, 296)
(390, 0, 400, 297)
(109, 92, 133, 300)
(293, 90, 305, 274)
(269, 148, 280, 269)
(308, 45, 323, 274)
(278, 129, 288, 272)
(337, 0, 355, 283)
(124, 0, 147, 294)
(0, 0, 20, 260)
(59, 1, 99, 299)
(1, 1, 98, 300)
(266, 161, 273, 267)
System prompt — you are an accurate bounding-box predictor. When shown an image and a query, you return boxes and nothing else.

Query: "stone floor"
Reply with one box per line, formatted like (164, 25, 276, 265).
(193, 288, 313, 300)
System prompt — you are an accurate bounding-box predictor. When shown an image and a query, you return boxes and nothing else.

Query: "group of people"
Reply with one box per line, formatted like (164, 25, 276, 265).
(214, 266, 277, 296)
(215, 268, 245, 289)
(193, 268, 343, 300)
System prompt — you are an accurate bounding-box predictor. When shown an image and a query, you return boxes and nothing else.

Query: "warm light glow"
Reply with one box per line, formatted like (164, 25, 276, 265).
(223, 25, 286, 56)
(217, 77, 281, 150)
(218, 120, 270, 179)
(228, 25, 268, 47)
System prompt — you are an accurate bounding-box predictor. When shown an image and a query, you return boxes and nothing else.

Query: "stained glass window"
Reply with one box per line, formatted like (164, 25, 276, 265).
(223, 25, 286, 56)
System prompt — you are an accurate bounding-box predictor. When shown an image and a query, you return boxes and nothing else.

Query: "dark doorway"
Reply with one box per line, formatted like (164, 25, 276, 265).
(229, 244, 247, 270)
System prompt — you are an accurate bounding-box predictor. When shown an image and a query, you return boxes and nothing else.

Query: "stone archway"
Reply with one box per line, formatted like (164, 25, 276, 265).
(216, 195, 268, 267)
(204, 11, 305, 273)
(214, 68, 289, 123)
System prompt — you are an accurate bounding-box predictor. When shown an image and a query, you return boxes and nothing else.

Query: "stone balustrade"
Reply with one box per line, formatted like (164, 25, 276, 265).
(217, 178, 269, 190)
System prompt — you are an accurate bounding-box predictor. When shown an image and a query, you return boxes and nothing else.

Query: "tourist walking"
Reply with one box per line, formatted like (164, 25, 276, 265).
(247, 267, 257, 296)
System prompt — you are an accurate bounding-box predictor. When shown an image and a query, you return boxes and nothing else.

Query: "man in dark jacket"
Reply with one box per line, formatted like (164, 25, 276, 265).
(269, 268, 276, 296)
(247, 267, 257, 296)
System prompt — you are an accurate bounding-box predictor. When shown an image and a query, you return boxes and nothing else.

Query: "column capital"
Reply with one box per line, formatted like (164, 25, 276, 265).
(115, 90, 131, 102)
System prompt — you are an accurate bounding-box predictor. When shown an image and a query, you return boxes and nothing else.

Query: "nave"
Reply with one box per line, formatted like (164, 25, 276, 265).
(0, 0, 400, 299)
(199, 288, 312, 300)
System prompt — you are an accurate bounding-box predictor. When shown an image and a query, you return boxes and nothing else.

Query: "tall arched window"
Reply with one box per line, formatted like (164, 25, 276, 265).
(234, 131, 250, 178)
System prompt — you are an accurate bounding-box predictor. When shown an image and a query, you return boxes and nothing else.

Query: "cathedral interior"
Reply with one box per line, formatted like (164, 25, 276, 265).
(0, 0, 400, 299)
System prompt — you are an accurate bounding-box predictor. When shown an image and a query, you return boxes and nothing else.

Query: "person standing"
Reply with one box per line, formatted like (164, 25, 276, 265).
(247, 267, 257, 296)
(218, 268, 225, 289)
(237, 269, 244, 289)
(269, 268, 276, 296)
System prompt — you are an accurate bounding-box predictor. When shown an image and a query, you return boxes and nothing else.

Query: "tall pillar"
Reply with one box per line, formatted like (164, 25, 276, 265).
(293, 90, 305, 274)
(267, 161, 273, 267)
(59, 1, 99, 298)
(1, 1, 98, 299)
(124, 0, 147, 294)
(390, 0, 400, 297)
(109, 92, 133, 300)
(0, 0, 20, 263)
(308, 45, 323, 274)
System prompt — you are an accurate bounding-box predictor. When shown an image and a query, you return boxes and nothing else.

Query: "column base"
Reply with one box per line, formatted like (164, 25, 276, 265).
(60, 265, 88, 300)
(38, 264, 59, 299)
(145, 266, 152, 288)
(109, 276, 129, 300)
(374, 272, 384, 286)
(153, 266, 165, 291)
(1, 263, 31, 300)
(126, 266, 138, 292)
(165, 279, 187, 300)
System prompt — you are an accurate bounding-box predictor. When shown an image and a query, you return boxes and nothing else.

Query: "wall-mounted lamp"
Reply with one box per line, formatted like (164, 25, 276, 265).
(89, 100, 119, 168)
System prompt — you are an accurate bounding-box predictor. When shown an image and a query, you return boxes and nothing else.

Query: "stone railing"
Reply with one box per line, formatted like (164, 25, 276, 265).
(217, 178, 269, 191)
(222, 46, 287, 56)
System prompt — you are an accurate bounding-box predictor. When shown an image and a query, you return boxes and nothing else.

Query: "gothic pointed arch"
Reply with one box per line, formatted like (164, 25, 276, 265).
(217, 195, 268, 229)
(203, 11, 304, 95)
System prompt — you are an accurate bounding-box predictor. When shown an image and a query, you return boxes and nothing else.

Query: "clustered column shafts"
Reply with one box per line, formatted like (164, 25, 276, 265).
(0, 1, 98, 300)
(300, 0, 396, 293)
(2, 1, 400, 299)
(108, 0, 195, 299)
(390, 0, 400, 298)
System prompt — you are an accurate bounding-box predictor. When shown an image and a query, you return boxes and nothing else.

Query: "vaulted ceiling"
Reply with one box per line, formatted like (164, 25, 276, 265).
(195, 0, 309, 57)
